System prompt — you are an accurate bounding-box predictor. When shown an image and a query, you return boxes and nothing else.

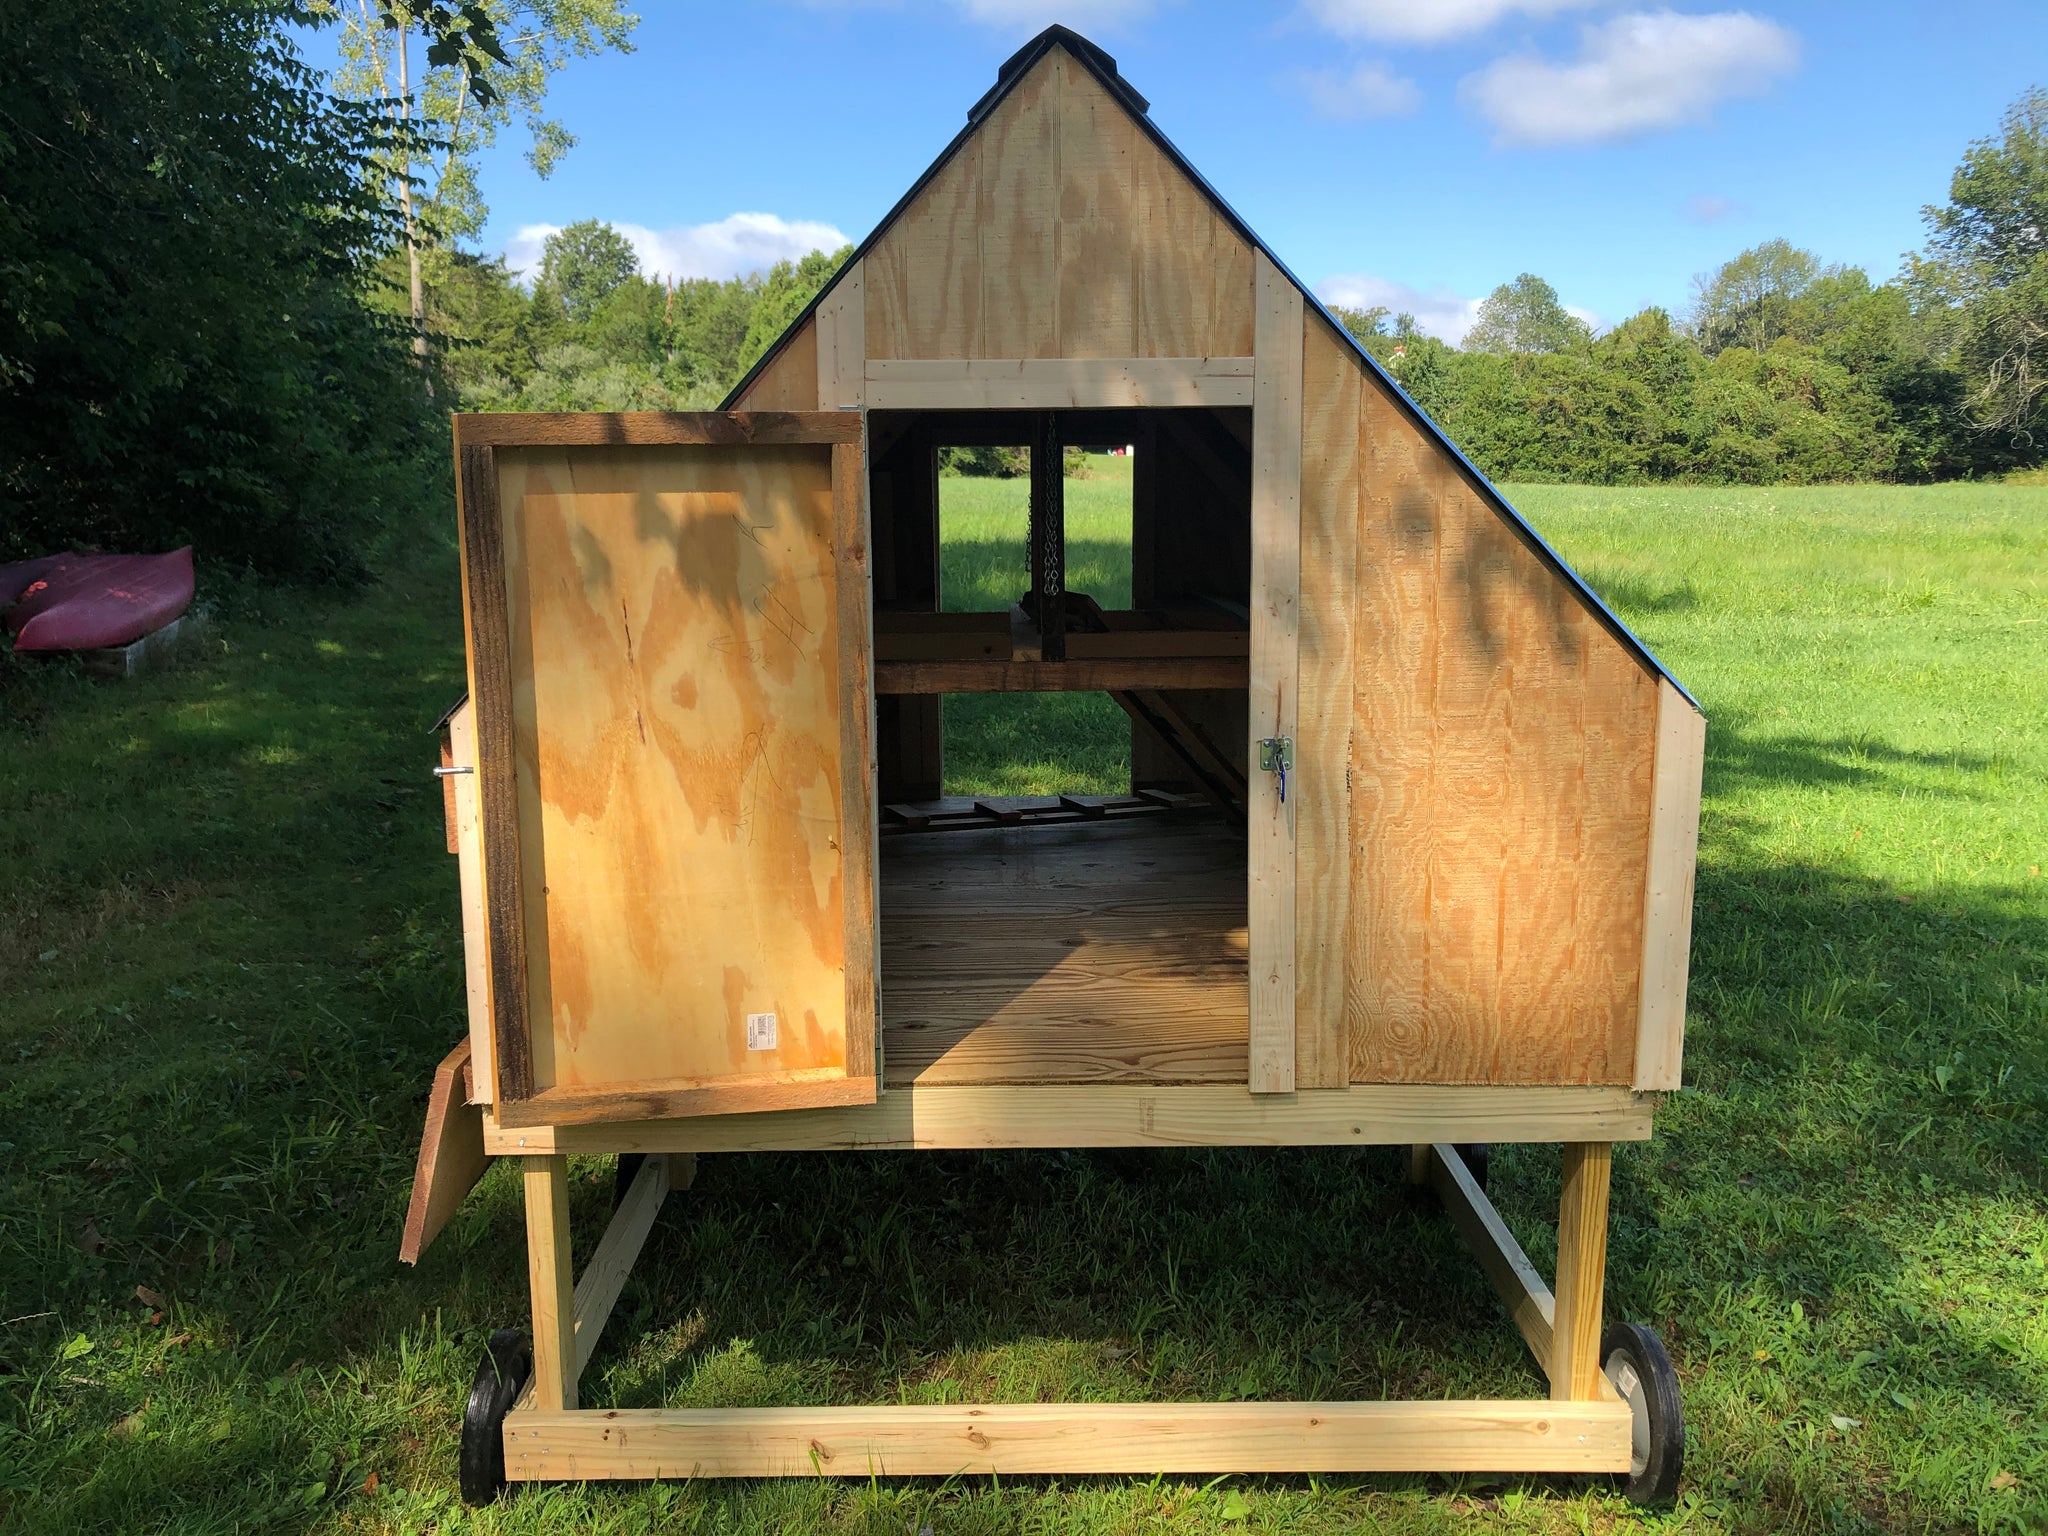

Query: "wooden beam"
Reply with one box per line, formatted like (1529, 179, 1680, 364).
(523, 1154, 578, 1411)
(398, 1039, 486, 1265)
(1429, 1144, 1554, 1371)
(495, 1071, 883, 1130)
(862, 356, 1255, 410)
(1635, 678, 1706, 1090)
(455, 444, 532, 1104)
(1550, 1143, 1612, 1403)
(816, 261, 866, 411)
(485, 1083, 1656, 1155)
(451, 411, 861, 447)
(446, 701, 494, 1102)
(835, 438, 881, 1087)
(571, 1153, 670, 1376)
(1247, 250, 1304, 1094)
(875, 657, 1248, 694)
(502, 1398, 1632, 1479)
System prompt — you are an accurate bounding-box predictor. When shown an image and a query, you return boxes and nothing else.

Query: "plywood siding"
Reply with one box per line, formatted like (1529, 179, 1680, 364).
(731, 317, 819, 411)
(863, 51, 1255, 361)
(1293, 316, 1660, 1086)
(495, 445, 855, 1092)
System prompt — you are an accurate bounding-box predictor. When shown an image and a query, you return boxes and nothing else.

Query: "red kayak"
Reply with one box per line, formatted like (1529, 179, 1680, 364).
(0, 547, 195, 652)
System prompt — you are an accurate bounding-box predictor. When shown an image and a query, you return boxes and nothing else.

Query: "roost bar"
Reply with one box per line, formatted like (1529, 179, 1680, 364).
(403, 24, 1704, 1508)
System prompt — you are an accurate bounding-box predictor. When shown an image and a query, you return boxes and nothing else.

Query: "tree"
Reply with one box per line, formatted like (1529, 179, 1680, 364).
(1689, 240, 1820, 355)
(1464, 273, 1590, 354)
(1, 0, 439, 580)
(321, 0, 638, 373)
(1330, 304, 1390, 344)
(538, 220, 641, 322)
(1920, 86, 2048, 438)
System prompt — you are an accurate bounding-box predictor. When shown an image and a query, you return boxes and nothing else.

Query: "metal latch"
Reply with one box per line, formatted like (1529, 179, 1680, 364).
(1258, 736, 1293, 804)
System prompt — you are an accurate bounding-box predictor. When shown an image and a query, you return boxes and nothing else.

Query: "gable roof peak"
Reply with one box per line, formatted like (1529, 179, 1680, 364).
(968, 23, 1150, 124)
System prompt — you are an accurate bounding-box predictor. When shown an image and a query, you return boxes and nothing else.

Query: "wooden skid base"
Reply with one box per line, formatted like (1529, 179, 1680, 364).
(503, 1399, 1632, 1481)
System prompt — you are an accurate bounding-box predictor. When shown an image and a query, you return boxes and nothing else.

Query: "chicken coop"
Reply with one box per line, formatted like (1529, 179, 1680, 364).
(402, 24, 1705, 1507)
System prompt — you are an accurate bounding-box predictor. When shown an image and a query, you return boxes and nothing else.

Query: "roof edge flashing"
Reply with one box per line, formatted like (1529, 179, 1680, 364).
(969, 25, 1148, 123)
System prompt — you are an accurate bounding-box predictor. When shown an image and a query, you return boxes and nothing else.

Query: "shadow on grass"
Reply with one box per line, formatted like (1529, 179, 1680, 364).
(1702, 709, 2000, 795)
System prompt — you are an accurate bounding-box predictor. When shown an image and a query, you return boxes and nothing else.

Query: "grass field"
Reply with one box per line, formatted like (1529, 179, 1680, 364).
(1, 479, 2043, 1534)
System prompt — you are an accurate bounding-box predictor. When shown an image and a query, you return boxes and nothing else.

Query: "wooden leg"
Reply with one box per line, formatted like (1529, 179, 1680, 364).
(1405, 1144, 1431, 1185)
(524, 1153, 578, 1411)
(669, 1151, 698, 1191)
(1550, 1142, 1612, 1402)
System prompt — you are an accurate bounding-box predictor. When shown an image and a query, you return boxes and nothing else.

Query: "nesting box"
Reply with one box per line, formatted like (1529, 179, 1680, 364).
(411, 25, 1703, 1507)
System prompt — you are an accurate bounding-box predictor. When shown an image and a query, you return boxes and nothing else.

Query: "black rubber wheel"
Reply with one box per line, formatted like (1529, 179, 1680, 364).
(459, 1328, 532, 1506)
(613, 1152, 647, 1210)
(1452, 1143, 1490, 1191)
(1602, 1321, 1684, 1506)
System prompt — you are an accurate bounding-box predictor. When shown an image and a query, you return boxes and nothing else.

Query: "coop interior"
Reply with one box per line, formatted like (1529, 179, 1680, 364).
(866, 406, 1255, 1090)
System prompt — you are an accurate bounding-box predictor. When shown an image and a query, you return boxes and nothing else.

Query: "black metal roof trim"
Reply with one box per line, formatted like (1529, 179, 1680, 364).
(718, 26, 1697, 712)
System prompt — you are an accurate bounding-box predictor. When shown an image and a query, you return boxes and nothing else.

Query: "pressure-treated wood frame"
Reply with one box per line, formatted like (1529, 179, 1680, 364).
(496, 1133, 1631, 1482)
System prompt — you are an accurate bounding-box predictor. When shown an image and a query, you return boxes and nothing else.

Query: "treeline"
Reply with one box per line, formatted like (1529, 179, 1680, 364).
(407, 220, 850, 412)
(1331, 91, 2048, 486)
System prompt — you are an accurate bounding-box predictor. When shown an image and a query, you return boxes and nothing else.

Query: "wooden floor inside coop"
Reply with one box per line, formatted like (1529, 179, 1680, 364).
(878, 813, 1249, 1088)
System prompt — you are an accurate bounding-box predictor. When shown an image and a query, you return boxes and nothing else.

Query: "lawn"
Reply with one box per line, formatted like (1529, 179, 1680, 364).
(0, 479, 2042, 1534)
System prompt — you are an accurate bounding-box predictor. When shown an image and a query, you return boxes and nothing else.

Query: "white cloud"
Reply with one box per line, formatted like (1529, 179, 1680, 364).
(1297, 61, 1422, 119)
(1316, 273, 1485, 344)
(1303, 0, 1604, 44)
(504, 212, 851, 285)
(1460, 10, 1800, 146)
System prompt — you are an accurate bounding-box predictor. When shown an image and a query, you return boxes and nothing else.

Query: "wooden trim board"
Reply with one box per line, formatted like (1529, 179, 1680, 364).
(862, 356, 1254, 410)
(485, 1083, 1654, 1154)
(1634, 678, 1706, 1090)
(452, 411, 860, 447)
(397, 1040, 486, 1264)
(445, 702, 494, 1103)
(503, 1398, 1631, 1479)
(817, 262, 866, 410)
(455, 443, 534, 1104)
(836, 438, 881, 1083)
(1247, 251, 1304, 1093)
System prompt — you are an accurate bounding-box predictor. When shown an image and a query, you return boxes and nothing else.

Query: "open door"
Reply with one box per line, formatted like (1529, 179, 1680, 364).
(454, 413, 877, 1128)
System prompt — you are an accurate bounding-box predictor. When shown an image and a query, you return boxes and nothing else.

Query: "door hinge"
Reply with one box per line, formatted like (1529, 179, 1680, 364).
(1258, 736, 1293, 803)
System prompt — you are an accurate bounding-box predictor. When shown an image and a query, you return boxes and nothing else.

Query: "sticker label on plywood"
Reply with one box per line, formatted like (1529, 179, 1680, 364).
(746, 1012, 778, 1051)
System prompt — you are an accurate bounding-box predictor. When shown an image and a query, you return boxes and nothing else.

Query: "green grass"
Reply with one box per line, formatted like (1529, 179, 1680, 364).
(0, 481, 2043, 1534)
(939, 455, 1135, 796)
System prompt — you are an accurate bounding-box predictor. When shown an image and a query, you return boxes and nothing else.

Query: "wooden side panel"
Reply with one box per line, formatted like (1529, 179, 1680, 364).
(816, 263, 865, 410)
(491, 441, 877, 1111)
(1634, 678, 1705, 1089)
(732, 319, 818, 412)
(859, 48, 1255, 363)
(1293, 316, 1361, 1089)
(1331, 364, 1661, 1086)
(1247, 252, 1303, 1095)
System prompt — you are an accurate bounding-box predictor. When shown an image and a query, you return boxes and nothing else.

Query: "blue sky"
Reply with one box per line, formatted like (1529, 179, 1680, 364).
(385, 2, 2048, 341)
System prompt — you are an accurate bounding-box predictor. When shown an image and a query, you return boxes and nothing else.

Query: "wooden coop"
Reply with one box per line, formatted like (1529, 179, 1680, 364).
(403, 24, 1705, 1508)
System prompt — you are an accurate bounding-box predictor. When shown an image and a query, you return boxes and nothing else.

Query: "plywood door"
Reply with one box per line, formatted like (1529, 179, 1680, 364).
(461, 425, 877, 1126)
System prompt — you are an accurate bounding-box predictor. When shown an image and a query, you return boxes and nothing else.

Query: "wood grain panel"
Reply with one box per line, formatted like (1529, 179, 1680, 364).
(1293, 315, 1360, 1089)
(492, 442, 876, 1111)
(1056, 51, 1136, 357)
(1340, 367, 1661, 1086)
(1247, 251, 1303, 1094)
(865, 130, 981, 359)
(857, 44, 1253, 363)
(979, 52, 1062, 359)
(732, 318, 818, 411)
